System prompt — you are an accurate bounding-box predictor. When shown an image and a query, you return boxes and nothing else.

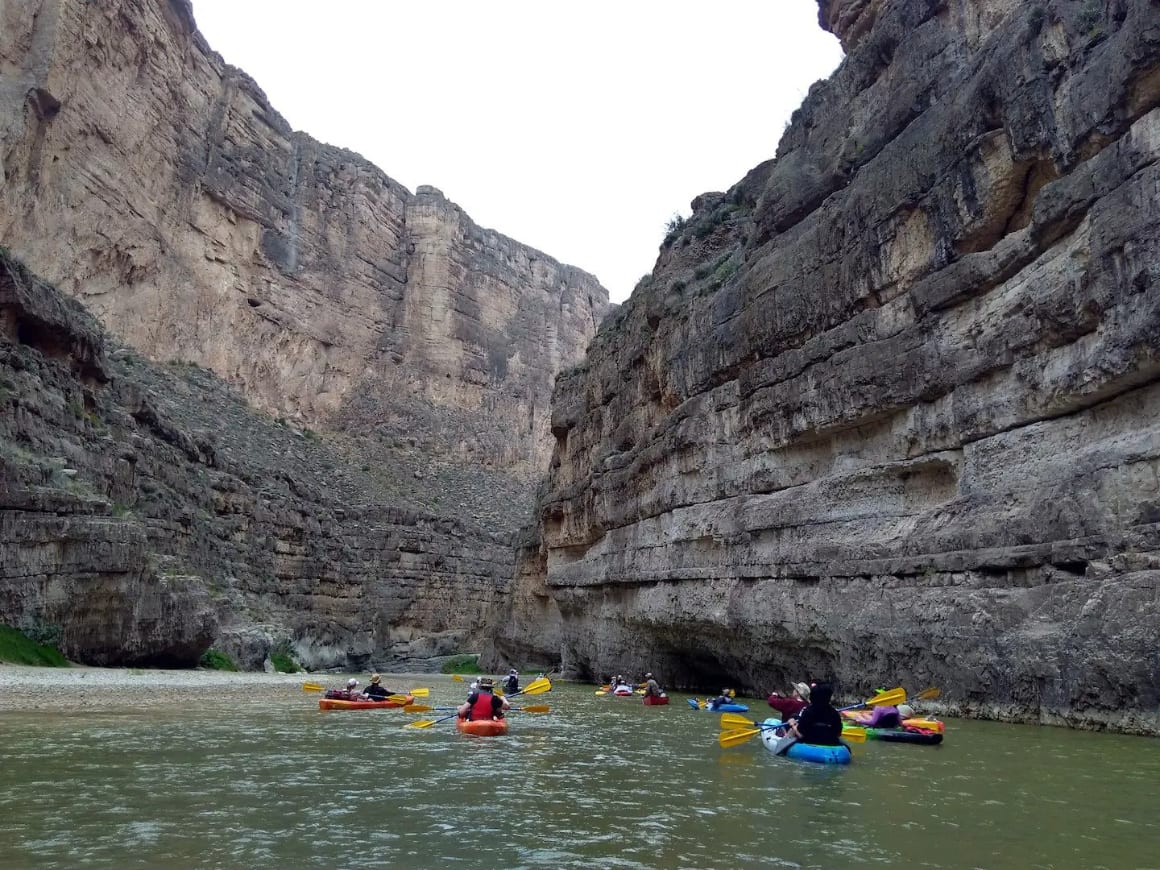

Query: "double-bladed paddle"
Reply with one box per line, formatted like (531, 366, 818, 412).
(407, 677, 553, 728)
(713, 687, 902, 749)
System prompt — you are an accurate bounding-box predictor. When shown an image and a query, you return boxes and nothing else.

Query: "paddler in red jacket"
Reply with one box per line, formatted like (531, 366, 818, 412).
(767, 682, 811, 720)
(457, 677, 510, 721)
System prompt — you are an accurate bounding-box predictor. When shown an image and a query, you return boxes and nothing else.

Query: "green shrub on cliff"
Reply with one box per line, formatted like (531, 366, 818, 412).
(199, 648, 238, 671)
(270, 640, 301, 673)
(0, 625, 69, 667)
(441, 654, 482, 675)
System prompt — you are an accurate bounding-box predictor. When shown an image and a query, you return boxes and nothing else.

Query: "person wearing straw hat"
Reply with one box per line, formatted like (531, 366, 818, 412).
(361, 674, 396, 701)
(458, 677, 510, 721)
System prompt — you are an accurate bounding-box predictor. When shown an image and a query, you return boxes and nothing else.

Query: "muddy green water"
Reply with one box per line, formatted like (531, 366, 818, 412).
(2, 678, 1158, 869)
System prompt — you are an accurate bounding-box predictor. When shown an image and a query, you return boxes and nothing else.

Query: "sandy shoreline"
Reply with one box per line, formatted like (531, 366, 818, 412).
(0, 664, 432, 712)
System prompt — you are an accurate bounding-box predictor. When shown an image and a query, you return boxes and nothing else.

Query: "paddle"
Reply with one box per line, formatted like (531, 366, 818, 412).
(718, 712, 868, 744)
(838, 686, 906, 712)
(718, 725, 866, 748)
(451, 675, 465, 682)
(302, 682, 430, 698)
(403, 704, 433, 713)
(915, 686, 941, 701)
(509, 705, 550, 713)
(408, 678, 553, 728)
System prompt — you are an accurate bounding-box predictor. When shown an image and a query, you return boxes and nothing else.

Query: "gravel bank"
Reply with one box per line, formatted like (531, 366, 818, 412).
(0, 665, 362, 712)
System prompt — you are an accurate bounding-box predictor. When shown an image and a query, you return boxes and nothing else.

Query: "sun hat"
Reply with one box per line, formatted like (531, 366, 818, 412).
(370, 674, 382, 684)
(793, 682, 811, 700)
(645, 672, 654, 679)
(478, 677, 495, 690)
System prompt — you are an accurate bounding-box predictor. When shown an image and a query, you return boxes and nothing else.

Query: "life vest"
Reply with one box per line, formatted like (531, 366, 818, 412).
(468, 691, 498, 720)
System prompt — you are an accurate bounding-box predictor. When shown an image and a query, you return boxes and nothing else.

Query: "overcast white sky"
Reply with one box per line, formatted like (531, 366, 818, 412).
(191, 2, 843, 303)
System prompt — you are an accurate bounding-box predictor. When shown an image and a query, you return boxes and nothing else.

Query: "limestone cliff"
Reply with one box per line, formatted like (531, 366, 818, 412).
(1, 249, 513, 668)
(492, 0, 1160, 734)
(0, 0, 608, 489)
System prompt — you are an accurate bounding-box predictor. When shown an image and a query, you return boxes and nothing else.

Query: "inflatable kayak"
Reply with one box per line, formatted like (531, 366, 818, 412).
(642, 694, 670, 706)
(612, 687, 635, 697)
(456, 718, 509, 737)
(851, 726, 944, 745)
(759, 718, 852, 765)
(688, 698, 749, 713)
(319, 694, 414, 711)
(841, 711, 945, 733)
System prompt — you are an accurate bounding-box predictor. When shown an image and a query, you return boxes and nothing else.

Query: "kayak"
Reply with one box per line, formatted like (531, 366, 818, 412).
(612, 688, 635, 697)
(688, 698, 749, 713)
(319, 694, 414, 711)
(759, 718, 852, 765)
(642, 694, 670, 706)
(841, 711, 945, 734)
(456, 718, 509, 737)
(849, 726, 944, 745)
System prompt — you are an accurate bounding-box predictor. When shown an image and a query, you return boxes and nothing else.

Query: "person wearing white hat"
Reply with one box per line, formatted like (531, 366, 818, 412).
(503, 668, 520, 695)
(767, 682, 811, 721)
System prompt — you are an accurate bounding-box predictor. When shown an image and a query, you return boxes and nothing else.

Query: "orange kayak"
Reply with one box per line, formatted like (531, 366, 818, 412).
(319, 694, 414, 711)
(456, 717, 509, 737)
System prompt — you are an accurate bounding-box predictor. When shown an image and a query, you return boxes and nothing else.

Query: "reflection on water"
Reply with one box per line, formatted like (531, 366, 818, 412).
(1, 680, 1158, 869)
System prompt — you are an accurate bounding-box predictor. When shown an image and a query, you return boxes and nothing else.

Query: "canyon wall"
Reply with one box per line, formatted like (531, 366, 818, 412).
(492, 0, 1160, 733)
(1, 250, 513, 668)
(0, 0, 608, 484)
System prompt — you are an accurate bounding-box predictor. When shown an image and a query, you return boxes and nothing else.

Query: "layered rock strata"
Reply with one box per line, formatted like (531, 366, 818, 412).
(492, 0, 1160, 733)
(1, 251, 512, 668)
(0, 0, 608, 484)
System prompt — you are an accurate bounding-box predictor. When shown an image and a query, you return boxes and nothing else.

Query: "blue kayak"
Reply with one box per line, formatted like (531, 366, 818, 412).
(758, 717, 852, 765)
(688, 698, 749, 713)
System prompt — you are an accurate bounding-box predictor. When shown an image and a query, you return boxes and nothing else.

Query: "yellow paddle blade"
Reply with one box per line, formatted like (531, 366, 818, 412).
(719, 713, 759, 730)
(451, 674, 465, 682)
(302, 683, 324, 692)
(718, 728, 761, 748)
(916, 687, 941, 701)
(407, 719, 438, 729)
(520, 677, 552, 696)
(635, 689, 646, 695)
(409, 688, 430, 697)
(386, 694, 410, 703)
(866, 687, 906, 707)
(842, 726, 867, 743)
(403, 704, 432, 713)
(495, 688, 504, 697)
(515, 705, 550, 713)
(594, 690, 607, 695)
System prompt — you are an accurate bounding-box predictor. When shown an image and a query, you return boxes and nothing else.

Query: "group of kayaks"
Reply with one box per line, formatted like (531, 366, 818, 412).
(716, 686, 946, 765)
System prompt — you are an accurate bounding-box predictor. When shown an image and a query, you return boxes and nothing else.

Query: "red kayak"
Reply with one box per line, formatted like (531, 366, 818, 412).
(319, 694, 414, 711)
(642, 694, 669, 706)
(456, 717, 509, 737)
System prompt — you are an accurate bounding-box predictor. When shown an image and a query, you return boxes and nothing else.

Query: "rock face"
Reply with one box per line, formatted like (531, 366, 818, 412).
(0, 250, 513, 669)
(0, 0, 608, 483)
(492, 0, 1160, 734)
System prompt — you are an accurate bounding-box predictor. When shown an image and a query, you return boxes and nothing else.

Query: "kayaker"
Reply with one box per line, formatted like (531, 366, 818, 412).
(361, 674, 394, 701)
(861, 702, 914, 728)
(642, 673, 664, 698)
(767, 682, 810, 720)
(786, 683, 843, 745)
(709, 689, 733, 709)
(341, 677, 360, 700)
(504, 668, 520, 695)
(458, 677, 510, 721)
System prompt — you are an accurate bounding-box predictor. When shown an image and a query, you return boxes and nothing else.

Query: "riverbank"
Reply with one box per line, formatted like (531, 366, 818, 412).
(0, 664, 352, 712)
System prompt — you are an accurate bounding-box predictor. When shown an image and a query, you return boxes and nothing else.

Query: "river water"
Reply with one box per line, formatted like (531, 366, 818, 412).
(1, 676, 1157, 869)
